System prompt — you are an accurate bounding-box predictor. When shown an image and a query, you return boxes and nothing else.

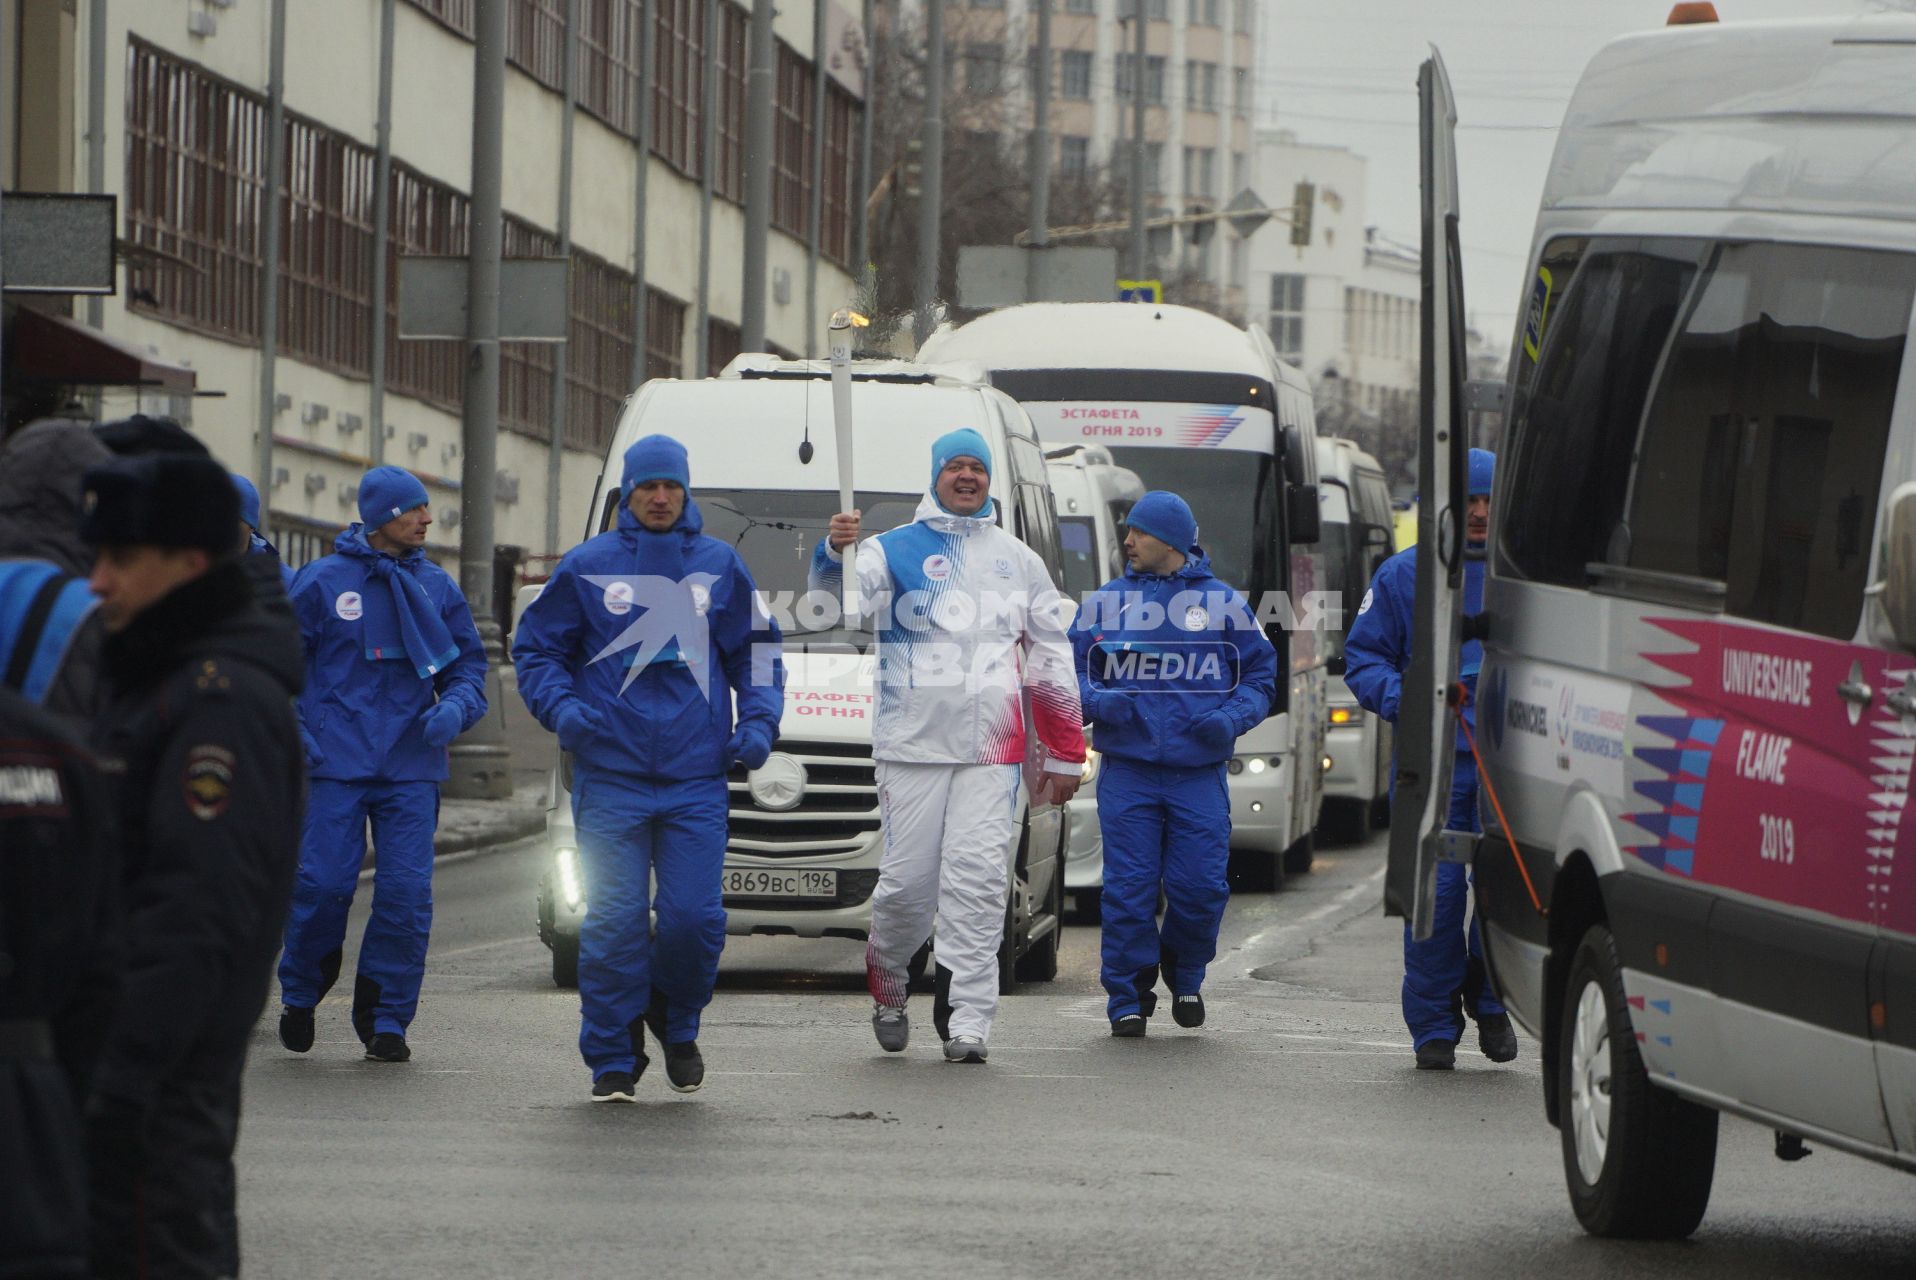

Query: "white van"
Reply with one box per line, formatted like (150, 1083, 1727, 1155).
(532, 356, 1073, 991)
(1313, 436, 1395, 843)
(1045, 444, 1146, 913)
(919, 302, 1330, 888)
(1397, 12, 1916, 1240)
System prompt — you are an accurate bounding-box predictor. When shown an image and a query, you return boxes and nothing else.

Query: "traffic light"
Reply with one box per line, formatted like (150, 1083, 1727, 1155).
(1289, 180, 1315, 247)
(902, 138, 923, 199)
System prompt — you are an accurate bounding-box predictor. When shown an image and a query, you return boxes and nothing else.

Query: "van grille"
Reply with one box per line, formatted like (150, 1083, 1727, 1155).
(726, 739, 879, 858)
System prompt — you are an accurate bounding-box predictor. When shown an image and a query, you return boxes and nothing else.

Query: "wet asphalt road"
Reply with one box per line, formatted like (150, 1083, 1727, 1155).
(235, 828, 1916, 1279)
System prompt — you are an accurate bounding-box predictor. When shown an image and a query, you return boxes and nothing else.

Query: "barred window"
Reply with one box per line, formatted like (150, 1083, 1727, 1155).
(713, 1, 749, 201)
(124, 43, 269, 343)
(509, 0, 568, 89)
(707, 317, 741, 376)
(404, 0, 475, 35)
(654, 0, 706, 178)
(645, 288, 686, 381)
(773, 45, 814, 238)
(579, 0, 643, 135)
(821, 85, 855, 266)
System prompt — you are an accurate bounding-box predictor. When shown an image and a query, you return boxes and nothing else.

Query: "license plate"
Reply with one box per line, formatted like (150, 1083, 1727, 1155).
(723, 867, 838, 900)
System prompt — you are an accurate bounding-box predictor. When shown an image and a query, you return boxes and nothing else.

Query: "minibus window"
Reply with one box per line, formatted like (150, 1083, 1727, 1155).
(1623, 242, 1916, 639)
(1057, 516, 1102, 597)
(1499, 240, 1700, 587)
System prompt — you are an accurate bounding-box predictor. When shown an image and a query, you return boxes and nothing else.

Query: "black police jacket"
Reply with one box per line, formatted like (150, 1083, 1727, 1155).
(89, 558, 304, 1110)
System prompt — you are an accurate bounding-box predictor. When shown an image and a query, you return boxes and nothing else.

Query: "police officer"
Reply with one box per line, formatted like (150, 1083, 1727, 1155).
(80, 437, 304, 1277)
(0, 685, 117, 1277)
(514, 435, 784, 1101)
(276, 466, 488, 1063)
(1344, 448, 1519, 1070)
(1070, 491, 1277, 1036)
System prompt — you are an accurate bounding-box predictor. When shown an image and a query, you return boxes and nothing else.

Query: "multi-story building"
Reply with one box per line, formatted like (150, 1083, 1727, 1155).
(927, 0, 1257, 316)
(1, 0, 863, 569)
(1246, 128, 1419, 480)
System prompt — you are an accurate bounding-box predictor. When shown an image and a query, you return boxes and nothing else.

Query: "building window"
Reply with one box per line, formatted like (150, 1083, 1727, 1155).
(1185, 60, 1216, 111)
(1234, 0, 1252, 33)
(773, 46, 815, 239)
(1147, 0, 1168, 18)
(125, 39, 644, 456)
(1117, 54, 1165, 105)
(1181, 146, 1213, 197)
(1059, 135, 1089, 180)
(1060, 50, 1092, 99)
(1187, 0, 1220, 25)
(965, 43, 1002, 94)
(1066, 0, 1094, 11)
(508, 0, 568, 89)
(1232, 65, 1249, 116)
(1268, 273, 1305, 360)
(1143, 141, 1164, 194)
(644, 288, 686, 382)
(707, 317, 742, 377)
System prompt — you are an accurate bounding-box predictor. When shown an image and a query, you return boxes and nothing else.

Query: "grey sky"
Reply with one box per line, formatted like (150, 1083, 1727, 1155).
(1257, 0, 1886, 337)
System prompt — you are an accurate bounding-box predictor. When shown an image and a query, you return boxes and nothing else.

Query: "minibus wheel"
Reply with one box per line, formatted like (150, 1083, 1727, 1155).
(551, 935, 579, 989)
(1559, 924, 1717, 1238)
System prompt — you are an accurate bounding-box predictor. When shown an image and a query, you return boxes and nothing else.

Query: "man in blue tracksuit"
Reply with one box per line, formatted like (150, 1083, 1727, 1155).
(1344, 447, 1518, 1070)
(1071, 491, 1277, 1036)
(276, 466, 488, 1063)
(231, 471, 294, 588)
(513, 435, 785, 1102)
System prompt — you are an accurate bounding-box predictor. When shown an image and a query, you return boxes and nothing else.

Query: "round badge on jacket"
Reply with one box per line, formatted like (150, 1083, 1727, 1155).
(922, 554, 952, 582)
(1184, 605, 1209, 631)
(603, 581, 634, 615)
(335, 591, 363, 621)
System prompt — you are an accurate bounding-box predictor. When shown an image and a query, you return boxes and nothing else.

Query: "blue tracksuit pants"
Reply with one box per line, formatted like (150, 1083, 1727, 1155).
(572, 764, 728, 1077)
(1402, 753, 1506, 1049)
(1098, 757, 1231, 1021)
(278, 779, 439, 1039)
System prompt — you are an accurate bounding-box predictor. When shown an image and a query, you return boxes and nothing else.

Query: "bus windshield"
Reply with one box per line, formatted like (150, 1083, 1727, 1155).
(1105, 448, 1275, 595)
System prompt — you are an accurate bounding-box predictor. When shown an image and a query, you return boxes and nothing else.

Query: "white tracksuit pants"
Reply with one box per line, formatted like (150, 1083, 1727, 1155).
(866, 760, 1022, 1043)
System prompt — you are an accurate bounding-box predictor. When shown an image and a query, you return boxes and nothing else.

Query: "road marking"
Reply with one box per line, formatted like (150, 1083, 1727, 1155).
(1267, 1033, 1405, 1049)
(1237, 864, 1385, 974)
(1005, 1073, 1103, 1080)
(708, 1071, 813, 1077)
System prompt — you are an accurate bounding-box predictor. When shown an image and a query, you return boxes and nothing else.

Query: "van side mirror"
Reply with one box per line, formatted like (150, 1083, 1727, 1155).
(1878, 481, 1916, 650)
(1287, 483, 1321, 544)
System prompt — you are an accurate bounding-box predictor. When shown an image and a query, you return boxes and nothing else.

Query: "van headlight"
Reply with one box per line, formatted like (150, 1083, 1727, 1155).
(555, 846, 585, 911)
(1246, 756, 1268, 774)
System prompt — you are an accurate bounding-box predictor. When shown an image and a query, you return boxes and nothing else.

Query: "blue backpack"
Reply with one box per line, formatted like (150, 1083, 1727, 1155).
(0, 561, 99, 704)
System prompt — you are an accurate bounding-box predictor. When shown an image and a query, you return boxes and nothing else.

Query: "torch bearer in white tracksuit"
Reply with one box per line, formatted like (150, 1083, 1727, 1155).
(827, 308, 867, 622)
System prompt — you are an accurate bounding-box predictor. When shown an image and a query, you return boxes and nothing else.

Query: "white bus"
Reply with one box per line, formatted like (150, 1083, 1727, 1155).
(920, 303, 1329, 885)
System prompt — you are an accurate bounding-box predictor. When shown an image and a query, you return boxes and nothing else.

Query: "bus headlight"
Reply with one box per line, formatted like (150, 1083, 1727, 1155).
(555, 846, 585, 911)
(1247, 757, 1267, 774)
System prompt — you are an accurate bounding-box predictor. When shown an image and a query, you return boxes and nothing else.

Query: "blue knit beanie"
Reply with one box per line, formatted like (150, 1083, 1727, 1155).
(1126, 490, 1199, 553)
(1468, 448, 1496, 497)
(231, 472, 263, 530)
(929, 428, 992, 489)
(623, 434, 691, 491)
(358, 465, 430, 529)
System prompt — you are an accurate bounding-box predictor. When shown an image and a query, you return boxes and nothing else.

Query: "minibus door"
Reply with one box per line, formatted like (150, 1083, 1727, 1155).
(1387, 48, 1470, 941)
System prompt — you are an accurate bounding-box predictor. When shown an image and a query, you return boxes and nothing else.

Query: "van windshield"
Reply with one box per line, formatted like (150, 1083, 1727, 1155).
(1057, 516, 1102, 596)
(695, 488, 921, 640)
(1105, 448, 1275, 593)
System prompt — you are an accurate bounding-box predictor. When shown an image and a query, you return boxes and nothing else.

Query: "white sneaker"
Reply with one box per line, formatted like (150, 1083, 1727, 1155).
(943, 1035, 987, 1064)
(872, 1004, 909, 1052)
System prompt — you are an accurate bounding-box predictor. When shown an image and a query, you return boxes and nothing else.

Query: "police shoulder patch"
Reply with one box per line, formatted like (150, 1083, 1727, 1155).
(182, 744, 237, 821)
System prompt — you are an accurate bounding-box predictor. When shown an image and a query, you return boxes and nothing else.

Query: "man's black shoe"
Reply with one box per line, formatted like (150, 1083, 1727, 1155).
(1478, 1012, 1519, 1063)
(591, 1070, 637, 1103)
(278, 1006, 315, 1053)
(1415, 1038, 1457, 1071)
(663, 1041, 705, 1094)
(364, 1032, 411, 1063)
(1172, 994, 1205, 1028)
(1111, 1014, 1147, 1038)
(1139, 989, 1159, 1018)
